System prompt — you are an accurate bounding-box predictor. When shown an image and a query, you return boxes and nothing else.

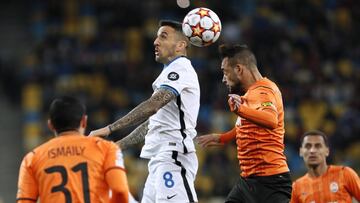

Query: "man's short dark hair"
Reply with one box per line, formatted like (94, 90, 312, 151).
(49, 96, 86, 133)
(159, 20, 183, 32)
(218, 44, 257, 67)
(159, 19, 189, 47)
(300, 130, 329, 147)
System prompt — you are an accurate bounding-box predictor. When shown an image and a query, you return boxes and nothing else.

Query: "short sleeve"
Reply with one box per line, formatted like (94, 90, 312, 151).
(343, 166, 360, 201)
(159, 60, 194, 95)
(17, 152, 39, 202)
(104, 142, 125, 171)
(248, 86, 277, 112)
(290, 182, 299, 203)
(103, 141, 129, 202)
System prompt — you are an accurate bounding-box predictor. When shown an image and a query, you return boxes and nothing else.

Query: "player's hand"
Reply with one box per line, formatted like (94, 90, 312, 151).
(196, 134, 223, 147)
(89, 126, 111, 137)
(228, 94, 243, 112)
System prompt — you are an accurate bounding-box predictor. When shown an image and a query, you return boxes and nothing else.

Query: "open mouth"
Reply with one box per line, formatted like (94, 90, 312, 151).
(308, 156, 318, 160)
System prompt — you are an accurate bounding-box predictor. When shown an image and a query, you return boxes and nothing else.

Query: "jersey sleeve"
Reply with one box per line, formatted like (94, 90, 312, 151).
(289, 182, 299, 203)
(17, 152, 38, 202)
(343, 166, 360, 201)
(219, 127, 236, 144)
(236, 86, 278, 129)
(159, 63, 193, 95)
(103, 142, 129, 203)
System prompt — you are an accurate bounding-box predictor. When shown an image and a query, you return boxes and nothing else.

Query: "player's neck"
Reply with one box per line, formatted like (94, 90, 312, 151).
(56, 130, 81, 137)
(244, 70, 263, 90)
(166, 53, 187, 65)
(308, 163, 328, 178)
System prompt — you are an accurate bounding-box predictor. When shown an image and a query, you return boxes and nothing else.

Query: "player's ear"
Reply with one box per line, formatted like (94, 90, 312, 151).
(78, 115, 87, 135)
(80, 115, 88, 129)
(234, 64, 243, 75)
(299, 147, 304, 157)
(325, 146, 329, 157)
(47, 119, 55, 132)
(176, 40, 187, 51)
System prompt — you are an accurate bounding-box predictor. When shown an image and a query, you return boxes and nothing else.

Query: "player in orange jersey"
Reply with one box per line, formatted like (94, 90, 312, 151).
(197, 44, 291, 203)
(290, 130, 360, 203)
(16, 96, 130, 203)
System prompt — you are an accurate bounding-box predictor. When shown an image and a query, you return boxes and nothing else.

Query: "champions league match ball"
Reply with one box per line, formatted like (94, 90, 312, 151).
(182, 7, 222, 47)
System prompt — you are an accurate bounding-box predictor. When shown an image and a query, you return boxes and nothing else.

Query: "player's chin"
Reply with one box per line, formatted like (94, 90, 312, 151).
(155, 55, 161, 62)
(307, 160, 320, 167)
(228, 87, 236, 94)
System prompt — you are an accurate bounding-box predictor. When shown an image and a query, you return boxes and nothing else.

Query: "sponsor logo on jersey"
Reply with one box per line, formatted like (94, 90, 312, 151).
(261, 101, 273, 107)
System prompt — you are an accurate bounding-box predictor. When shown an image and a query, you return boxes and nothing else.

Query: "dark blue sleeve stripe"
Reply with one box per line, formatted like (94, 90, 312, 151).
(160, 84, 179, 96)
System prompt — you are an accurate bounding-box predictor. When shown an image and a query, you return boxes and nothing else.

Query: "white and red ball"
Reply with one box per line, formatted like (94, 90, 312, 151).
(182, 7, 222, 47)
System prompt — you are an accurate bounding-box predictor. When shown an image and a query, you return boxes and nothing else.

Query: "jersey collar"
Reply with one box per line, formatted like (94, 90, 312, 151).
(163, 55, 186, 68)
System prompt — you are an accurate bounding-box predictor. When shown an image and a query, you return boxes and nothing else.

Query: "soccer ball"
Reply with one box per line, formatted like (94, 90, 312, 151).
(182, 7, 222, 47)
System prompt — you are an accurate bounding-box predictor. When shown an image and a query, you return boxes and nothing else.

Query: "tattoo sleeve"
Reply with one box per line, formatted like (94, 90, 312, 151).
(116, 120, 149, 150)
(109, 88, 176, 132)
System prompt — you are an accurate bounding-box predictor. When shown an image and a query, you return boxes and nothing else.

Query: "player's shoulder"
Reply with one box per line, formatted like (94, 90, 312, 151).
(293, 173, 311, 186)
(22, 138, 54, 163)
(30, 137, 58, 155)
(329, 165, 350, 172)
(86, 136, 113, 144)
(168, 57, 194, 71)
(251, 78, 274, 90)
(330, 165, 358, 176)
(22, 149, 36, 165)
(171, 56, 191, 65)
(88, 136, 119, 150)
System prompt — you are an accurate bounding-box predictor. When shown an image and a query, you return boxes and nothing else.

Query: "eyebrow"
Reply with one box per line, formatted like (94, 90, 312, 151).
(303, 142, 324, 146)
(159, 30, 169, 36)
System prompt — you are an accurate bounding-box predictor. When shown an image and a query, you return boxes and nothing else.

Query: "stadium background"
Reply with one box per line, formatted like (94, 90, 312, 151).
(0, 0, 359, 202)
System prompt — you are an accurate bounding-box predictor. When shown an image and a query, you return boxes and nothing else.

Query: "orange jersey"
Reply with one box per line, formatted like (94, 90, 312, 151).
(291, 165, 360, 203)
(234, 78, 289, 177)
(17, 134, 129, 203)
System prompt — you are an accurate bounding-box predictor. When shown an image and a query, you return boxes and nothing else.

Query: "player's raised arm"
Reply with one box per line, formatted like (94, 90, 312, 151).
(89, 88, 176, 138)
(228, 91, 279, 129)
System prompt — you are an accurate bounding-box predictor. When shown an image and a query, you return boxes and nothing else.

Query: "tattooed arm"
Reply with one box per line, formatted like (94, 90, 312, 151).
(116, 120, 149, 150)
(89, 88, 176, 137)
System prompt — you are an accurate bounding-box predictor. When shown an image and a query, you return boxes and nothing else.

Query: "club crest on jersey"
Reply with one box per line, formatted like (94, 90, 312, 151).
(329, 181, 339, 193)
(168, 72, 179, 81)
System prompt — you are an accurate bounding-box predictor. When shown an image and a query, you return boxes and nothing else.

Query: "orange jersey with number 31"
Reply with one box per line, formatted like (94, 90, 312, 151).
(17, 134, 129, 203)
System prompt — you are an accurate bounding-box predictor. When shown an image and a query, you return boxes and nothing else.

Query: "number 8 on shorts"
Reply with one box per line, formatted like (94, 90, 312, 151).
(163, 172, 175, 188)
